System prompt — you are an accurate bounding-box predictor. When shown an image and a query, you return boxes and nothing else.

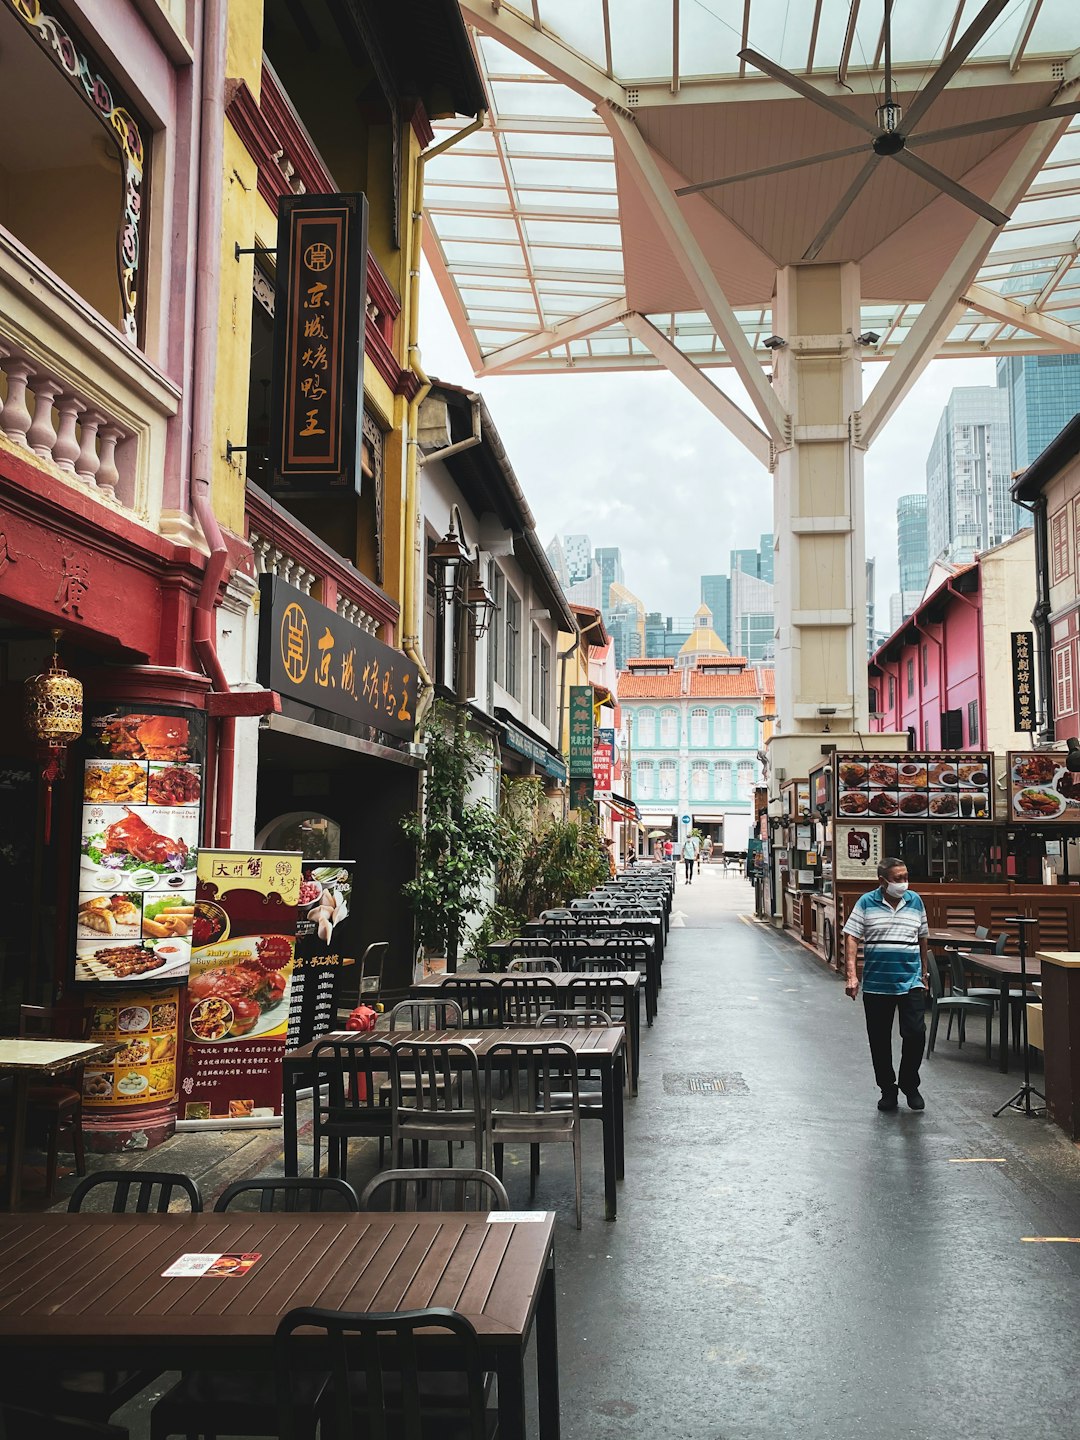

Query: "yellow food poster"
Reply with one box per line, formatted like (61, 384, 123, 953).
(83, 989, 181, 1108)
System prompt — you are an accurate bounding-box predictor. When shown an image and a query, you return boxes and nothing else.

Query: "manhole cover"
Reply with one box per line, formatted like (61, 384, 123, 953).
(663, 1072, 747, 1095)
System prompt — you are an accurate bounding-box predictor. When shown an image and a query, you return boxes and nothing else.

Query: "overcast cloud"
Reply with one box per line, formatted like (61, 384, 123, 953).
(419, 261, 996, 628)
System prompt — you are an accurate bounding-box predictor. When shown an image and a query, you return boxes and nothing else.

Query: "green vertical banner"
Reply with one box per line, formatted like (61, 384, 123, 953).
(569, 685, 594, 778)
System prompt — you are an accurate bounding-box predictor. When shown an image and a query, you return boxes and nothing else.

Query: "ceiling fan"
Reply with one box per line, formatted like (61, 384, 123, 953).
(676, 0, 1080, 261)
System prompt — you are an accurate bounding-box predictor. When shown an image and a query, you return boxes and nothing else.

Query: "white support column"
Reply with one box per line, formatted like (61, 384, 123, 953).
(771, 262, 867, 743)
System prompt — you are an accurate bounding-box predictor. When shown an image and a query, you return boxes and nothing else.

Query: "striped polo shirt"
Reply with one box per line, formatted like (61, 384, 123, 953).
(842, 887, 928, 995)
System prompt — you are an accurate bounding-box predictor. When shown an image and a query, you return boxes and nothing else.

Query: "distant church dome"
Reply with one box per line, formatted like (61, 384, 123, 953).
(677, 605, 728, 666)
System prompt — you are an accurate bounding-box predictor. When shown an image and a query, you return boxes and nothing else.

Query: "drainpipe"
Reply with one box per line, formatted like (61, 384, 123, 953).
(190, 0, 234, 846)
(418, 393, 482, 467)
(403, 115, 484, 731)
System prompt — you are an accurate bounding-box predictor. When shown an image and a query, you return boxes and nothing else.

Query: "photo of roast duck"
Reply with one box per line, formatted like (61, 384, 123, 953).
(104, 808, 188, 865)
(100, 714, 191, 761)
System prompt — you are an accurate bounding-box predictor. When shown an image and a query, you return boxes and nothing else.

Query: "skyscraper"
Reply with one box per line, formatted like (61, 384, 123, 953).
(997, 354, 1080, 472)
(866, 557, 876, 658)
(594, 546, 624, 601)
(897, 494, 929, 592)
(563, 534, 593, 585)
(700, 574, 731, 648)
(545, 535, 570, 589)
(925, 387, 1014, 565)
(731, 568, 774, 662)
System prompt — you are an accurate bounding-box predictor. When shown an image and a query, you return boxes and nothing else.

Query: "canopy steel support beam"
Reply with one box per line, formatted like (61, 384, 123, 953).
(624, 313, 772, 468)
(459, 0, 628, 109)
(601, 106, 789, 447)
(478, 298, 631, 373)
(857, 118, 1070, 450)
(963, 282, 1080, 352)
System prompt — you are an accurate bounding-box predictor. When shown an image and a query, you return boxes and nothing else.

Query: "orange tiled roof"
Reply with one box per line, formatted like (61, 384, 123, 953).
(617, 672, 683, 697)
(689, 669, 773, 697)
(616, 667, 775, 699)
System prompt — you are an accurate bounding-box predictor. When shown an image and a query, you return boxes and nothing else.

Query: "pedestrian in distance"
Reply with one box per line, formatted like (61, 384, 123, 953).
(681, 834, 696, 885)
(692, 832, 702, 876)
(664, 838, 674, 861)
(842, 856, 930, 1113)
(702, 835, 714, 866)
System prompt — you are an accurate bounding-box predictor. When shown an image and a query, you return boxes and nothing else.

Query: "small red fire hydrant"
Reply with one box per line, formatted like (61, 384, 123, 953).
(344, 1004, 377, 1099)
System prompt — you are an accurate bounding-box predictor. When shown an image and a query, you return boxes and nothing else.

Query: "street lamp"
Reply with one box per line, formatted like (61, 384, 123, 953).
(465, 555, 496, 640)
(430, 504, 472, 605)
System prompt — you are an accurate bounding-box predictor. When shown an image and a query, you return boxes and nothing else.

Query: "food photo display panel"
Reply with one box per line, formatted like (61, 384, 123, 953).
(73, 705, 205, 985)
(1008, 751, 1080, 822)
(82, 990, 181, 1108)
(833, 752, 993, 823)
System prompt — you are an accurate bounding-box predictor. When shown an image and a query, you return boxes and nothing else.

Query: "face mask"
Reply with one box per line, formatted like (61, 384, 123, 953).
(886, 881, 909, 898)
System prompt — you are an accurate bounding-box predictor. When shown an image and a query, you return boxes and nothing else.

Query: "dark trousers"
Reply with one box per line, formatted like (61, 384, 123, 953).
(684, 859, 693, 882)
(862, 989, 926, 1096)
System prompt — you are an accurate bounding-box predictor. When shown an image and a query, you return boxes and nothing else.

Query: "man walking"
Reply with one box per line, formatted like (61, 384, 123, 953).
(842, 856, 930, 1112)
(681, 833, 696, 885)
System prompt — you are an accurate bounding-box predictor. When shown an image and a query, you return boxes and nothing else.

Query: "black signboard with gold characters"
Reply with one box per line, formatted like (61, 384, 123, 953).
(833, 751, 994, 822)
(270, 192, 368, 497)
(257, 576, 416, 741)
(1011, 632, 1036, 733)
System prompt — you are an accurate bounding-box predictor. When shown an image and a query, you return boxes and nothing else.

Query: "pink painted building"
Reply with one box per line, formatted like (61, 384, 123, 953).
(868, 529, 1036, 758)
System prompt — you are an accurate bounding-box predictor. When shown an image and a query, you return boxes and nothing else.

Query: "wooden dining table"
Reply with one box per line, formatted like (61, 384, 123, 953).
(0, 1209, 559, 1440)
(283, 1025, 627, 1220)
(927, 929, 999, 952)
(958, 951, 1043, 1074)
(413, 968, 642, 1094)
(0, 1037, 118, 1212)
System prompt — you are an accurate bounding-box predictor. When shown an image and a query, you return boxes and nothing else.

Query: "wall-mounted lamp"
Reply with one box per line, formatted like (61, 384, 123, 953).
(857, 331, 881, 346)
(430, 504, 472, 605)
(762, 335, 787, 350)
(464, 550, 496, 641)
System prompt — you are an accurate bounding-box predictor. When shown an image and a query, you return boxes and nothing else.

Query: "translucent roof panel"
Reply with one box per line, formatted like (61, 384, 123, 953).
(428, 5, 1080, 376)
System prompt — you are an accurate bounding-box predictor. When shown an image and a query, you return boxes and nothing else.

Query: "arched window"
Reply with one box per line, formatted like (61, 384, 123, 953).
(714, 762, 732, 797)
(737, 761, 755, 798)
(715, 708, 733, 744)
(736, 707, 756, 747)
(659, 760, 677, 798)
(690, 707, 708, 747)
(635, 709, 656, 747)
(659, 708, 679, 746)
(635, 761, 653, 798)
(691, 761, 708, 798)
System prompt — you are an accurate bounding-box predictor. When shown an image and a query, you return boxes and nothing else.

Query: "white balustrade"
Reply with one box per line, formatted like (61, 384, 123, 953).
(248, 525, 380, 632)
(0, 336, 133, 507)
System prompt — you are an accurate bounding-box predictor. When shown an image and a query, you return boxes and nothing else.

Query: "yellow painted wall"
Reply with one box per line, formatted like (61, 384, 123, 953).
(227, 0, 263, 97)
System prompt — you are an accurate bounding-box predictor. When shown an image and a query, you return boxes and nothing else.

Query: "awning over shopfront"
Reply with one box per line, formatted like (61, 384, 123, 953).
(601, 792, 640, 823)
(496, 710, 567, 782)
(639, 813, 674, 830)
(692, 811, 732, 824)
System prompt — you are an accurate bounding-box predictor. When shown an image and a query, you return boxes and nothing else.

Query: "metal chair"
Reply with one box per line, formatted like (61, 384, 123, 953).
(213, 1176, 360, 1212)
(389, 998, 464, 1031)
(9, 1004, 89, 1201)
(539, 1010, 611, 1113)
(390, 1041, 484, 1168)
(276, 1306, 491, 1440)
(448, 976, 502, 1027)
(309, 1038, 395, 1180)
(485, 1040, 582, 1229)
(927, 950, 994, 1061)
(499, 974, 557, 1026)
(360, 1167, 509, 1212)
(68, 1170, 202, 1214)
(506, 955, 562, 973)
(356, 941, 390, 1001)
(567, 974, 636, 1093)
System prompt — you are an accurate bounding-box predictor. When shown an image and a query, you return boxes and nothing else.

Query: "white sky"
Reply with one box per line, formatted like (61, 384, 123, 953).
(418, 260, 997, 626)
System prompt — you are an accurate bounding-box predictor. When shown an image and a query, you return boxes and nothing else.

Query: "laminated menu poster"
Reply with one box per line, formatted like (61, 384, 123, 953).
(177, 849, 301, 1127)
(74, 704, 205, 985)
(286, 861, 357, 1051)
(82, 988, 181, 1109)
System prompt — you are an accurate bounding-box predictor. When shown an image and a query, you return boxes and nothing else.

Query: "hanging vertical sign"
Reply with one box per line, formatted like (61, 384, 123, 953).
(270, 192, 368, 497)
(178, 849, 302, 1127)
(593, 726, 614, 791)
(569, 685, 594, 778)
(1011, 631, 1036, 732)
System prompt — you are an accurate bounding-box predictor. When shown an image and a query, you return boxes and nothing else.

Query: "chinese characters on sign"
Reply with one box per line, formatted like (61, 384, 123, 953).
(270, 193, 368, 496)
(569, 686, 594, 779)
(1011, 631, 1036, 733)
(593, 727, 614, 792)
(258, 576, 416, 740)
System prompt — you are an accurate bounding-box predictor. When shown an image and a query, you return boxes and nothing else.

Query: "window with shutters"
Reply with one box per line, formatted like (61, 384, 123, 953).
(715, 708, 733, 742)
(967, 700, 979, 746)
(715, 762, 732, 797)
(635, 761, 653, 798)
(659, 760, 677, 799)
(1051, 506, 1071, 583)
(735, 707, 755, 746)
(922, 718, 931, 749)
(504, 588, 520, 697)
(921, 644, 928, 684)
(737, 762, 754, 799)
(1055, 644, 1075, 718)
(906, 659, 915, 697)
(691, 762, 708, 798)
(888, 674, 895, 709)
(690, 707, 708, 747)
(636, 709, 656, 746)
(659, 709, 678, 747)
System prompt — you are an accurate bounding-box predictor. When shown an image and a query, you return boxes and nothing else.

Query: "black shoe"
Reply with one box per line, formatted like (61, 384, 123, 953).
(905, 1089, 925, 1111)
(877, 1092, 898, 1112)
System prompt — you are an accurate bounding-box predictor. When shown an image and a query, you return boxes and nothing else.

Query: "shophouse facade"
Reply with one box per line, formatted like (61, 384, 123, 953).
(867, 529, 1036, 758)
(618, 656, 774, 854)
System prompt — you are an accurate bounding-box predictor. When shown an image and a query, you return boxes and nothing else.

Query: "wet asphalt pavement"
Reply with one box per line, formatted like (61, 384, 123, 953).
(548, 866, 1080, 1440)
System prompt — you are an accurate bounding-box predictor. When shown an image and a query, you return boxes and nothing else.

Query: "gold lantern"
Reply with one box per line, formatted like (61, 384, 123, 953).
(24, 629, 83, 841)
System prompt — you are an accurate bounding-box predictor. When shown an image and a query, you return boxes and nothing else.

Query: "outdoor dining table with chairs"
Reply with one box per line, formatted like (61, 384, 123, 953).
(282, 1024, 629, 1221)
(0, 1207, 561, 1440)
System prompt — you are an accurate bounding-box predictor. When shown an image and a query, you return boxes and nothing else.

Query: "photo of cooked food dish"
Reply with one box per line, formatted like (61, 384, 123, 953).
(90, 711, 194, 763)
(929, 791, 958, 816)
(189, 997, 233, 1041)
(928, 762, 958, 787)
(114, 1038, 150, 1068)
(142, 894, 195, 939)
(118, 1005, 150, 1034)
(80, 804, 198, 894)
(77, 893, 141, 940)
(192, 901, 229, 948)
(75, 937, 192, 984)
(186, 934, 293, 1042)
(1013, 786, 1068, 819)
(838, 790, 869, 815)
(837, 762, 868, 788)
(1012, 754, 1058, 786)
(148, 764, 202, 806)
(83, 760, 147, 805)
(957, 763, 990, 789)
(116, 1072, 148, 1097)
(868, 792, 898, 816)
(897, 792, 929, 816)
(867, 762, 897, 788)
(897, 763, 927, 789)
(152, 1001, 178, 1031)
(83, 1071, 114, 1100)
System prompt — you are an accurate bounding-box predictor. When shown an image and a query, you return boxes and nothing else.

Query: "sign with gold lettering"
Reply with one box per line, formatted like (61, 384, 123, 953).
(270, 193, 368, 496)
(257, 576, 416, 741)
(1011, 631, 1036, 733)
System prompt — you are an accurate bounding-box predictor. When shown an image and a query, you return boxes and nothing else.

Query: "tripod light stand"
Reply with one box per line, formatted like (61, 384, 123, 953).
(993, 917, 1045, 1118)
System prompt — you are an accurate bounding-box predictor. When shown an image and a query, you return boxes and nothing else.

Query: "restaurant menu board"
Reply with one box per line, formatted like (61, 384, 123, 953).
(178, 849, 301, 1125)
(834, 823, 883, 883)
(82, 988, 181, 1108)
(1007, 751, 1080, 822)
(834, 752, 994, 822)
(286, 861, 357, 1051)
(75, 705, 204, 985)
